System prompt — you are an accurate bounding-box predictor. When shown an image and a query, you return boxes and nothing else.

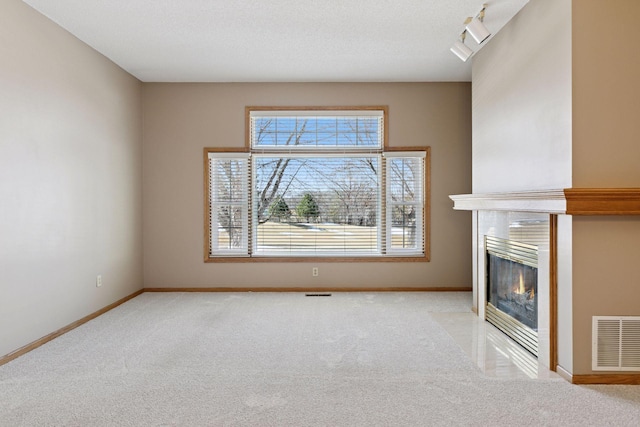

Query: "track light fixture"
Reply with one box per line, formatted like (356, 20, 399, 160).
(450, 4, 491, 62)
(466, 4, 491, 44)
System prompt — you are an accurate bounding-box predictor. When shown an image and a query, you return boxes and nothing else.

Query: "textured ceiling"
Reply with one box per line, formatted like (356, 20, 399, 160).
(21, 0, 529, 82)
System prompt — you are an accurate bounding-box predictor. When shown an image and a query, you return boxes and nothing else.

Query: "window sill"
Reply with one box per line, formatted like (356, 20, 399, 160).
(204, 254, 429, 263)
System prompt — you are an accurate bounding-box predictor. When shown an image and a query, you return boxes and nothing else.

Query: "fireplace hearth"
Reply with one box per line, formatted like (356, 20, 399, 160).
(485, 236, 539, 356)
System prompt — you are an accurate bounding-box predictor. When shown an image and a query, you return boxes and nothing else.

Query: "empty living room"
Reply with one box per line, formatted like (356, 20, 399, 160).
(2, 0, 640, 425)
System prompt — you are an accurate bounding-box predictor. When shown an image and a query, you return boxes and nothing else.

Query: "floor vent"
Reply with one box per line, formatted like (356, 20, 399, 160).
(592, 316, 640, 371)
(305, 293, 332, 297)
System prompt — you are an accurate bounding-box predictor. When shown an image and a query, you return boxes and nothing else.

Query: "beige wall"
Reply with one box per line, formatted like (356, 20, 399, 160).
(0, 0, 143, 357)
(572, 0, 640, 187)
(571, 217, 640, 374)
(568, 0, 640, 375)
(142, 83, 472, 288)
(472, 0, 572, 193)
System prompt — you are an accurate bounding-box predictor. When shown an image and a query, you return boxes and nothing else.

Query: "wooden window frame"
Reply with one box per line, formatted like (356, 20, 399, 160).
(204, 106, 430, 263)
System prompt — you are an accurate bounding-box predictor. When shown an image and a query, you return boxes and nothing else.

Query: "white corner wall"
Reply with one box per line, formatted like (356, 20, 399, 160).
(0, 0, 143, 357)
(470, 0, 574, 373)
(472, 0, 572, 193)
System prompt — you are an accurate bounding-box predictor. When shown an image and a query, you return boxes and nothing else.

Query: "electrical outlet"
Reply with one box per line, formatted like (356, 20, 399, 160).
(312, 267, 319, 277)
(96, 275, 102, 287)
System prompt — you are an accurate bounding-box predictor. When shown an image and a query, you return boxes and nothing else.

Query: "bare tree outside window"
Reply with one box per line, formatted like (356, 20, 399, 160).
(388, 157, 421, 249)
(211, 158, 246, 250)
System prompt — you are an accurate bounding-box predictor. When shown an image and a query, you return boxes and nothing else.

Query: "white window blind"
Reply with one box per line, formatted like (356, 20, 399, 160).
(208, 153, 250, 256)
(252, 154, 381, 256)
(250, 110, 383, 150)
(384, 152, 425, 255)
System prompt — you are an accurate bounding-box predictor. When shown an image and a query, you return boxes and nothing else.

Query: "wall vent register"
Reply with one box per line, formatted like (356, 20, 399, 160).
(592, 316, 640, 371)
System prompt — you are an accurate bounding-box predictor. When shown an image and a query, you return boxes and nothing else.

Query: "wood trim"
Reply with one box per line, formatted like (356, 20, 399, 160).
(245, 106, 251, 149)
(203, 147, 211, 262)
(245, 106, 389, 147)
(204, 122, 430, 262)
(205, 255, 429, 263)
(570, 374, 640, 385)
(383, 105, 389, 149)
(203, 147, 252, 153)
(144, 287, 472, 293)
(425, 146, 431, 261)
(245, 106, 389, 111)
(0, 289, 143, 367)
(203, 147, 251, 262)
(564, 188, 640, 215)
(245, 105, 389, 112)
(449, 188, 640, 215)
(384, 146, 431, 262)
(549, 215, 558, 372)
(555, 365, 640, 384)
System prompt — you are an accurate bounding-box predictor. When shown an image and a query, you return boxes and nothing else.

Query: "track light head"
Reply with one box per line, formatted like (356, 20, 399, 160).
(466, 18, 491, 44)
(465, 5, 491, 44)
(450, 4, 492, 62)
(450, 32, 473, 62)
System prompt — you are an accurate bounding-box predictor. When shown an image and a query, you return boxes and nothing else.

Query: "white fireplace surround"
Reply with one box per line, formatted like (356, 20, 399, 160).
(476, 211, 551, 367)
(450, 188, 640, 373)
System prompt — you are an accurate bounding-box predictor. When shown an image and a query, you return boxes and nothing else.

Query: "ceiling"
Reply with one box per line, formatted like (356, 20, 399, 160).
(22, 0, 529, 83)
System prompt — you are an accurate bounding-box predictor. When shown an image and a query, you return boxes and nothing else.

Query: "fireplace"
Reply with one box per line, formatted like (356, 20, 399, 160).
(485, 236, 539, 356)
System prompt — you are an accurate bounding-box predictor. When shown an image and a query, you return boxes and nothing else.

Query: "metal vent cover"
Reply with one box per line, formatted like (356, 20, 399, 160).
(592, 316, 640, 371)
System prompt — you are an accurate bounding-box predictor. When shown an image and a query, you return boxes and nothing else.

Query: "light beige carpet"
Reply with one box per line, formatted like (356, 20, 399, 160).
(1, 292, 639, 426)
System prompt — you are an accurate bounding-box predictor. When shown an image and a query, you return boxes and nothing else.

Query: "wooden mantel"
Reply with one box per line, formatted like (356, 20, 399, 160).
(449, 188, 640, 215)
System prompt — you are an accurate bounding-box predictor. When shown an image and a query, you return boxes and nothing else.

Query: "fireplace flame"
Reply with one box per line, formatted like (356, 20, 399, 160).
(512, 271, 535, 300)
(517, 271, 525, 294)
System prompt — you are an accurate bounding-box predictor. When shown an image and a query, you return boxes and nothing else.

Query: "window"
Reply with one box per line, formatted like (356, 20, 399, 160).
(205, 107, 429, 261)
